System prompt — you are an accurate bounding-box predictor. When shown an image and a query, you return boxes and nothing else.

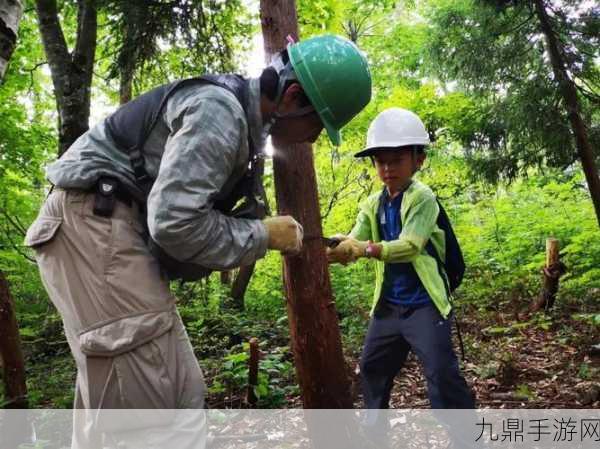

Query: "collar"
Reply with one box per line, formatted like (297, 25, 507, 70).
(247, 78, 267, 153)
(383, 181, 412, 205)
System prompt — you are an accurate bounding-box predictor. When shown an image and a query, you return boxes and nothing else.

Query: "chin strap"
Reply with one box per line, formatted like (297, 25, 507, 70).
(264, 48, 315, 137)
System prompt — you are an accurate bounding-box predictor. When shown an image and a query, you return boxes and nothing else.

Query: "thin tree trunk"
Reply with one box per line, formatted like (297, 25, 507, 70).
(0, 0, 27, 411)
(120, 71, 133, 105)
(259, 0, 352, 410)
(229, 152, 271, 308)
(530, 238, 565, 312)
(247, 337, 259, 406)
(534, 0, 600, 228)
(118, 2, 144, 105)
(0, 270, 27, 408)
(35, 0, 97, 155)
(230, 263, 254, 309)
(0, 0, 23, 79)
(220, 270, 231, 285)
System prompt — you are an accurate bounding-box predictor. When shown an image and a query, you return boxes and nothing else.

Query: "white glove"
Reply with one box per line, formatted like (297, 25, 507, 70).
(263, 216, 304, 255)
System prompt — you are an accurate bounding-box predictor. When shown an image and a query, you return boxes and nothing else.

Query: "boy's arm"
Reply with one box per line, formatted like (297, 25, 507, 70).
(327, 209, 371, 265)
(378, 194, 439, 263)
(348, 209, 371, 241)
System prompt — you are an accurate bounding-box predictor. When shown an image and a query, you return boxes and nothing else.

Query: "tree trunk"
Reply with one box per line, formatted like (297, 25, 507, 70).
(120, 70, 133, 105)
(118, 2, 145, 105)
(220, 270, 231, 285)
(35, 0, 97, 155)
(534, 0, 600, 228)
(259, 0, 352, 409)
(530, 238, 565, 313)
(229, 152, 271, 308)
(230, 264, 254, 309)
(0, 0, 23, 79)
(0, 0, 27, 410)
(0, 270, 28, 408)
(247, 337, 259, 406)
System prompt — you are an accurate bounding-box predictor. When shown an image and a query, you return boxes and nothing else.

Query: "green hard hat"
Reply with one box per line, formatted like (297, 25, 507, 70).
(288, 35, 372, 146)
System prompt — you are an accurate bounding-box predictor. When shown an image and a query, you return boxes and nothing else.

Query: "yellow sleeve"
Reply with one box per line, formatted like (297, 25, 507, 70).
(380, 193, 439, 263)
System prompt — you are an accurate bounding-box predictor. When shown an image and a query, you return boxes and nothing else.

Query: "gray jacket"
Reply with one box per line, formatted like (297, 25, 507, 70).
(46, 78, 269, 270)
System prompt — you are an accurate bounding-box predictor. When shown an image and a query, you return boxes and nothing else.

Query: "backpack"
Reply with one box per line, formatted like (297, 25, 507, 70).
(376, 188, 465, 294)
(425, 199, 465, 294)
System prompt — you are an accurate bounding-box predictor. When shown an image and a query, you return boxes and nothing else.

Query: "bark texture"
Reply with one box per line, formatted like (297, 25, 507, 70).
(260, 0, 352, 410)
(35, 0, 97, 155)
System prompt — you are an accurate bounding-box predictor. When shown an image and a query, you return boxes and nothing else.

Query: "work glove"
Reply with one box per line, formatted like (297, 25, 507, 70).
(327, 237, 369, 265)
(263, 216, 304, 255)
(330, 233, 349, 243)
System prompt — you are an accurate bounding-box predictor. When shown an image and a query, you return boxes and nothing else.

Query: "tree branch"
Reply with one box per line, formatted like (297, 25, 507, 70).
(34, 0, 70, 86)
(73, 0, 97, 83)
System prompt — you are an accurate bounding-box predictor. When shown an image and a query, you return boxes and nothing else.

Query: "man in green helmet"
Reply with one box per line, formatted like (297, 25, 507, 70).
(25, 34, 371, 446)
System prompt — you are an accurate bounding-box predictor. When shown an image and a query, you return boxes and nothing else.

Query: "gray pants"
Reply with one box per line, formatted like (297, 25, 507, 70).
(25, 189, 206, 448)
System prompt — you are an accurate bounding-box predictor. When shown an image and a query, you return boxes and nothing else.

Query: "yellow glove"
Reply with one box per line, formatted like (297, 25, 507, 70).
(327, 238, 369, 265)
(263, 216, 304, 255)
(331, 233, 349, 242)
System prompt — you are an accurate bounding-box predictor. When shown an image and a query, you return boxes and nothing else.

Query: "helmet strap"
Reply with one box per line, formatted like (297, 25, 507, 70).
(263, 55, 302, 138)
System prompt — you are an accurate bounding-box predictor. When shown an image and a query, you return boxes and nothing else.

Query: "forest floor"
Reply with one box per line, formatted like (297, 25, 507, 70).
(360, 304, 600, 409)
(5, 299, 600, 409)
(201, 300, 600, 409)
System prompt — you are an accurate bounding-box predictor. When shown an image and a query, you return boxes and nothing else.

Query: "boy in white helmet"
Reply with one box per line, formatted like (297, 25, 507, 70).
(328, 108, 474, 443)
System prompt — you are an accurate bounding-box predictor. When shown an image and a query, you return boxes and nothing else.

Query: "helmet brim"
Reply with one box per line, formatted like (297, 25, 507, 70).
(354, 145, 424, 158)
(324, 122, 341, 146)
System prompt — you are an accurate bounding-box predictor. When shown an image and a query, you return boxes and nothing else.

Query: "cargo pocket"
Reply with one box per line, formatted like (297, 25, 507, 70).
(78, 309, 177, 430)
(24, 216, 62, 249)
(79, 309, 174, 357)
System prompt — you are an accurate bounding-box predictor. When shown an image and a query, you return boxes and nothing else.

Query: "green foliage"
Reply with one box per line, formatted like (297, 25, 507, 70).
(96, 0, 253, 96)
(208, 343, 296, 408)
(0, 10, 55, 301)
(424, 0, 599, 182)
(3, 0, 599, 409)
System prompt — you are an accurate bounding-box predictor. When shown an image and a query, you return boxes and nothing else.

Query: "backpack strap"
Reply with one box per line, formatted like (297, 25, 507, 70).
(424, 199, 466, 362)
(106, 74, 256, 199)
(380, 189, 466, 360)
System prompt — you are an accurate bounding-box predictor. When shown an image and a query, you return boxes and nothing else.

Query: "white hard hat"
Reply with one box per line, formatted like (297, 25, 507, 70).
(354, 107, 430, 158)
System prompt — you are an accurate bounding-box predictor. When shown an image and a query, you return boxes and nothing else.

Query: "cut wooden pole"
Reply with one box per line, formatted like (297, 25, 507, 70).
(531, 238, 566, 313)
(247, 337, 259, 406)
(259, 0, 352, 409)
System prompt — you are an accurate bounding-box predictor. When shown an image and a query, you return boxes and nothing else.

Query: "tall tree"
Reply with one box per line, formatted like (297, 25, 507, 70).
(0, 0, 23, 78)
(35, 0, 97, 155)
(101, 0, 251, 105)
(34, 0, 96, 155)
(532, 0, 600, 227)
(0, 271, 27, 408)
(0, 0, 28, 411)
(426, 0, 600, 225)
(260, 0, 352, 409)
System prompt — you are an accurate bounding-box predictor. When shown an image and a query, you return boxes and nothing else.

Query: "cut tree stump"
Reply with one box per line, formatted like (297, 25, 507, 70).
(530, 238, 566, 313)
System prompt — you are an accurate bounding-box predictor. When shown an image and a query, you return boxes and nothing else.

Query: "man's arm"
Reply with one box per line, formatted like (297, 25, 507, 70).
(146, 94, 269, 270)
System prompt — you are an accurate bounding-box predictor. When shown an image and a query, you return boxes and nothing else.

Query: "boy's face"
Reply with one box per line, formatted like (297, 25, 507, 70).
(373, 149, 425, 192)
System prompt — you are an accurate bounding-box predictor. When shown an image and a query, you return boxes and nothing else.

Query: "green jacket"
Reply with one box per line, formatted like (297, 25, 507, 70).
(350, 179, 452, 318)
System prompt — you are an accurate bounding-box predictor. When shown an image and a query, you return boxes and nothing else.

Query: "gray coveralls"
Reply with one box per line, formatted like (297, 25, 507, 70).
(24, 79, 268, 448)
